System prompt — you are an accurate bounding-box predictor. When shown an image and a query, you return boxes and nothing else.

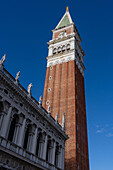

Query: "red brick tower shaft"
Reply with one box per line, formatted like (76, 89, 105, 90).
(43, 7, 89, 170)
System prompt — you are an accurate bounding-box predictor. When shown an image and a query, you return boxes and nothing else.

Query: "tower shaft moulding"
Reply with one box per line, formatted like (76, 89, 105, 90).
(43, 7, 89, 170)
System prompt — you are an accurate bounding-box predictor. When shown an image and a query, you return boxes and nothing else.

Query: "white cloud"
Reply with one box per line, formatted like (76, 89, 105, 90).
(95, 124, 113, 137)
(96, 128, 104, 134)
(106, 133, 113, 138)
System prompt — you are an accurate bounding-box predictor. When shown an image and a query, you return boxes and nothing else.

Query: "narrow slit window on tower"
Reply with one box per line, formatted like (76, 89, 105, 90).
(48, 88, 51, 92)
(77, 165, 79, 170)
(49, 76, 52, 80)
(46, 100, 49, 105)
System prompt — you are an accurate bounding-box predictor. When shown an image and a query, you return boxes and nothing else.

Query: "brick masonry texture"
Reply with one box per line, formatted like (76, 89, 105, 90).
(42, 60, 89, 170)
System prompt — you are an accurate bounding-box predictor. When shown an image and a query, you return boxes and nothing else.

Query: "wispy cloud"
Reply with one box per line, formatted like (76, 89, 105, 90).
(96, 125, 100, 128)
(95, 124, 113, 137)
(96, 128, 104, 134)
(95, 124, 104, 134)
(106, 133, 113, 138)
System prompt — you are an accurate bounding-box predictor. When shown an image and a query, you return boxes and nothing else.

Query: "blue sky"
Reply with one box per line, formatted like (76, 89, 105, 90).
(0, 0, 113, 169)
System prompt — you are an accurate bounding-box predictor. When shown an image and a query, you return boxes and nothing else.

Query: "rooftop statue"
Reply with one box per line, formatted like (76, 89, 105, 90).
(15, 71, 20, 82)
(0, 54, 6, 65)
(27, 83, 33, 95)
(39, 96, 42, 105)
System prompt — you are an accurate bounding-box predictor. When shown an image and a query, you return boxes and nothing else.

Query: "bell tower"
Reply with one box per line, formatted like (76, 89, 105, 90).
(43, 7, 89, 170)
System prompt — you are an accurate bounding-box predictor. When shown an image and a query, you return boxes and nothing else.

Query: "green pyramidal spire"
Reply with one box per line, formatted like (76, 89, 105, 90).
(57, 14, 70, 29)
(56, 7, 73, 29)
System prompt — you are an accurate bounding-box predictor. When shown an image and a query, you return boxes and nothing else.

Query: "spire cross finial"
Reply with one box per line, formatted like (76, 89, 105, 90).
(66, 6, 69, 11)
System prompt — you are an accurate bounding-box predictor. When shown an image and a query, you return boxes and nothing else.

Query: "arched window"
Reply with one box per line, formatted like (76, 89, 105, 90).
(36, 132, 42, 156)
(0, 102, 3, 113)
(46, 138, 51, 161)
(36, 132, 45, 158)
(23, 124, 31, 149)
(55, 144, 62, 168)
(8, 114, 18, 142)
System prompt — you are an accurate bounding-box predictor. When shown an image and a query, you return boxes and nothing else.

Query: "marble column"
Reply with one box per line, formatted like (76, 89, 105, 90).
(0, 106, 12, 138)
(55, 153, 58, 167)
(48, 140, 54, 164)
(55, 145, 61, 168)
(52, 141, 56, 165)
(38, 134, 45, 158)
(16, 118, 26, 147)
(13, 122, 21, 144)
(42, 134, 48, 160)
(27, 131, 33, 152)
(31, 127, 38, 154)
(61, 146, 65, 170)
(0, 112, 4, 130)
(57, 146, 62, 168)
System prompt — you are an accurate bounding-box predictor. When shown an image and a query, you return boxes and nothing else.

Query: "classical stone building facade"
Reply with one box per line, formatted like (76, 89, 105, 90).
(43, 7, 89, 170)
(0, 62, 68, 170)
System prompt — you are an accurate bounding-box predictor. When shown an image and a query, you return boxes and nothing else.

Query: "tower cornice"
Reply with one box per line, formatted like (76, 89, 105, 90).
(46, 49, 85, 76)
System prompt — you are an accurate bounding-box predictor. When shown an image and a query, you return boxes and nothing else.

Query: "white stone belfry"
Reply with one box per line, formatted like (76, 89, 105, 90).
(46, 7, 85, 76)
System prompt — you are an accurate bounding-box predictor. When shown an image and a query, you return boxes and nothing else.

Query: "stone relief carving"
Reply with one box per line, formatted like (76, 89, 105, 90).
(58, 31, 67, 39)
